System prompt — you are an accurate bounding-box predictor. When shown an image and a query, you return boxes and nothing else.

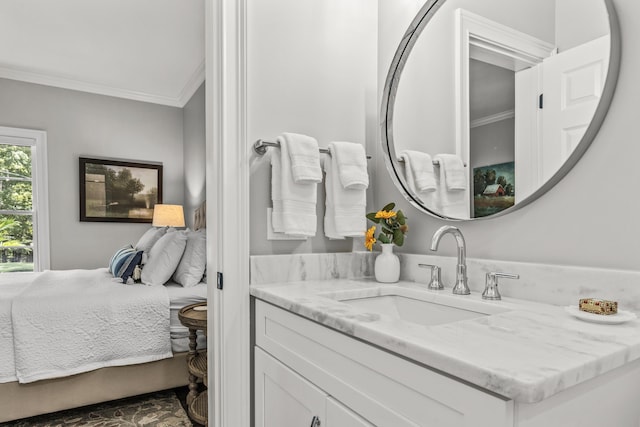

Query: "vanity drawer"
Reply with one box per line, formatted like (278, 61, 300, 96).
(254, 299, 513, 427)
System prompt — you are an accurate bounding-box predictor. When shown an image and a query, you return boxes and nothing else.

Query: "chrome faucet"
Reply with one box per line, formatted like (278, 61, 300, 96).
(482, 272, 519, 300)
(430, 225, 470, 295)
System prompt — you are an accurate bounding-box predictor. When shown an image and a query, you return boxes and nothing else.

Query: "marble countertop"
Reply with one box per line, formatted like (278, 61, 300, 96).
(250, 279, 640, 403)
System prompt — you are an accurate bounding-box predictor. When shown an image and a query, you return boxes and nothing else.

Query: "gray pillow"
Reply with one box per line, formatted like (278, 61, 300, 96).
(172, 229, 206, 287)
(141, 231, 188, 286)
(135, 227, 168, 255)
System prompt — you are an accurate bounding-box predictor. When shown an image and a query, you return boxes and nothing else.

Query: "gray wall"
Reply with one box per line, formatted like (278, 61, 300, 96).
(376, 0, 640, 271)
(248, 0, 377, 255)
(0, 78, 184, 270)
(183, 82, 206, 229)
(469, 59, 515, 171)
(470, 119, 515, 170)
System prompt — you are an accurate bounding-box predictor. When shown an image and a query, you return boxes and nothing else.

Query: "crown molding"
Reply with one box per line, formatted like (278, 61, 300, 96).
(470, 109, 515, 128)
(0, 64, 203, 108)
(177, 61, 205, 107)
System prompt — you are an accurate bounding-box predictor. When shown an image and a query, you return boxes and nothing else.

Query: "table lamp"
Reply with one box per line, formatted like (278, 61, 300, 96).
(152, 204, 185, 228)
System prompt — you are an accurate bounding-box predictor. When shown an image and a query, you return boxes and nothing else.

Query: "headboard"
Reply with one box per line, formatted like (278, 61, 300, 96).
(194, 201, 206, 231)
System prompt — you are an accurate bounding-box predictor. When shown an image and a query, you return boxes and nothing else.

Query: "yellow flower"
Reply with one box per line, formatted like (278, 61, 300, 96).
(375, 210, 397, 220)
(364, 226, 376, 251)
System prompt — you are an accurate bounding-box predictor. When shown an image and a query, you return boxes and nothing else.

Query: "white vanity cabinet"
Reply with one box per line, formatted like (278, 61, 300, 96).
(255, 347, 373, 427)
(326, 397, 374, 427)
(254, 300, 513, 427)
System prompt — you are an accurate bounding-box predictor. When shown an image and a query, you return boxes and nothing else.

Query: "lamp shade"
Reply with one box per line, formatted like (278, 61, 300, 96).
(152, 204, 185, 227)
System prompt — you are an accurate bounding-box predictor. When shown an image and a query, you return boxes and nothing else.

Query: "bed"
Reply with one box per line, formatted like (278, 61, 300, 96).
(0, 203, 208, 423)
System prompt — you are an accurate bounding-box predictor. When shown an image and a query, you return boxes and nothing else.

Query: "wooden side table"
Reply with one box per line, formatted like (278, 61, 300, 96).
(178, 302, 208, 426)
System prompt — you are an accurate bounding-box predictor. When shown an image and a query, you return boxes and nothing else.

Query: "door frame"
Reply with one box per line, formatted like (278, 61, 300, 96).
(455, 8, 555, 215)
(206, 0, 250, 426)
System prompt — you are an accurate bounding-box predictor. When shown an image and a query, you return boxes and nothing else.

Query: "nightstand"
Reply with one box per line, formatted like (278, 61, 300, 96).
(178, 302, 208, 426)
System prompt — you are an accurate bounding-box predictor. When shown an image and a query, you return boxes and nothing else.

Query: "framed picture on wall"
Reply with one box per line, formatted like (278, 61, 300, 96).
(79, 157, 163, 223)
(472, 161, 515, 218)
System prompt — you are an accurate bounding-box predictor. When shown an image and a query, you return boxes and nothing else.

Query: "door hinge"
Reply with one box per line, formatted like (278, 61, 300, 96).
(538, 93, 544, 109)
(217, 272, 223, 290)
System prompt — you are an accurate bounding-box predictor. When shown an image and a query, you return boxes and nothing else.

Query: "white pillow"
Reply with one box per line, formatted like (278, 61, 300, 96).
(141, 231, 188, 286)
(173, 230, 206, 287)
(135, 227, 168, 254)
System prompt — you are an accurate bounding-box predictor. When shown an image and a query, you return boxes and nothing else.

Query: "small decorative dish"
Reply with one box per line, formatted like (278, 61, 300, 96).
(565, 306, 636, 324)
(193, 306, 208, 312)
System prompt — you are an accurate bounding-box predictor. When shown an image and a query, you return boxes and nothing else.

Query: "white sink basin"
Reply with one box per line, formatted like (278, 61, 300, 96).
(327, 286, 511, 327)
(340, 295, 487, 326)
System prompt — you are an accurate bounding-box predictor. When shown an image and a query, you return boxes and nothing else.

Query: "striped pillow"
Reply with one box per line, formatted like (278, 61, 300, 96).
(116, 251, 143, 283)
(108, 245, 134, 274)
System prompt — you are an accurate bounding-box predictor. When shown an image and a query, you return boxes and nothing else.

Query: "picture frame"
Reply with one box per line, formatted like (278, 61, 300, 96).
(472, 161, 515, 218)
(79, 157, 163, 223)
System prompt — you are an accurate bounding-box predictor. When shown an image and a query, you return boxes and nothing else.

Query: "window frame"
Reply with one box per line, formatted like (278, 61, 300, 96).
(0, 126, 50, 272)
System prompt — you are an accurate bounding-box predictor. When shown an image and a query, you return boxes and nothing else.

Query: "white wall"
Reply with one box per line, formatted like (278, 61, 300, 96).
(376, 0, 640, 271)
(183, 82, 206, 229)
(0, 78, 185, 270)
(248, 0, 377, 255)
(556, 0, 609, 51)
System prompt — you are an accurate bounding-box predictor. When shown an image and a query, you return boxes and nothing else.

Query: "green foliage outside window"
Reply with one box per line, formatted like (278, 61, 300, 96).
(0, 145, 33, 247)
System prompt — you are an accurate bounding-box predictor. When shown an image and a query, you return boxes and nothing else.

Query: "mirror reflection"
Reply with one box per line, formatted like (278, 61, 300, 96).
(391, 0, 612, 219)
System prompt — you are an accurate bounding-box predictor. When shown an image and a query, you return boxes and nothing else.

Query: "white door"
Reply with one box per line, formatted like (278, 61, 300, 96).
(327, 397, 375, 427)
(541, 35, 610, 181)
(254, 347, 326, 427)
(514, 64, 542, 202)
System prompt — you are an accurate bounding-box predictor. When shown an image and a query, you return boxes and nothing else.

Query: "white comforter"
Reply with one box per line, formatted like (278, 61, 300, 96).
(0, 272, 39, 383)
(5, 268, 172, 384)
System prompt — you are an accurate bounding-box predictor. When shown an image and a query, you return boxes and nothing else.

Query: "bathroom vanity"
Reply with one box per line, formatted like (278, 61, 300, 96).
(251, 279, 640, 427)
(247, 0, 628, 424)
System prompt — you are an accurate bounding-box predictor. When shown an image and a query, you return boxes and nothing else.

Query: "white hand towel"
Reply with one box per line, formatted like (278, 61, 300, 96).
(278, 134, 318, 236)
(434, 154, 468, 218)
(437, 154, 467, 191)
(324, 146, 367, 238)
(282, 132, 322, 184)
(330, 141, 369, 190)
(268, 150, 284, 232)
(399, 150, 436, 194)
(400, 153, 419, 196)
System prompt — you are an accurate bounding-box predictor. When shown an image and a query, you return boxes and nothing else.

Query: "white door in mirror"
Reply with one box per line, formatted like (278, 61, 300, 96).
(542, 35, 610, 182)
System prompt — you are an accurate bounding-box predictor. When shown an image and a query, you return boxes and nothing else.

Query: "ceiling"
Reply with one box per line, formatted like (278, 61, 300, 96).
(0, 0, 204, 107)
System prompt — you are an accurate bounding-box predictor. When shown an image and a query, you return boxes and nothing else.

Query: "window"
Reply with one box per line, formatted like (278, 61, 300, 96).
(0, 127, 49, 272)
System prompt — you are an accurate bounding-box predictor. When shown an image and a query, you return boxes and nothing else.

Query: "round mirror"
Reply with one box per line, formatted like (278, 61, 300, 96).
(381, 0, 620, 220)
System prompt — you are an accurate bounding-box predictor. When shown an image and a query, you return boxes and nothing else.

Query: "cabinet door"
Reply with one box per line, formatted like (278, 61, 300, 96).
(256, 299, 514, 427)
(327, 397, 374, 427)
(255, 347, 326, 427)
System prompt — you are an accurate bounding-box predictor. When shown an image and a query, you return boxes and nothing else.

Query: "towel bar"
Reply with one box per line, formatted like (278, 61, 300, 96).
(253, 139, 372, 159)
(397, 157, 467, 167)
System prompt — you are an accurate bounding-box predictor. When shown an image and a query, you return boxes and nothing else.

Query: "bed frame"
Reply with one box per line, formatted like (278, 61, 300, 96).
(0, 353, 190, 423)
(1, 201, 209, 423)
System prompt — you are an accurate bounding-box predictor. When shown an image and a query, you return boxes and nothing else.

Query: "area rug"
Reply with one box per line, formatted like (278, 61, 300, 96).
(2, 390, 192, 427)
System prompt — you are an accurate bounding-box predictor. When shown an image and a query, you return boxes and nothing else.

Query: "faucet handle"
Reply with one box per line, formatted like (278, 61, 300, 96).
(419, 264, 444, 290)
(482, 272, 519, 300)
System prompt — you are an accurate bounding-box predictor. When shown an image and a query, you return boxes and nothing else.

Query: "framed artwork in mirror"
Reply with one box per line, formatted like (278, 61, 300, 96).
(472, 161, 515, 218)
(79, 157, 163, 223)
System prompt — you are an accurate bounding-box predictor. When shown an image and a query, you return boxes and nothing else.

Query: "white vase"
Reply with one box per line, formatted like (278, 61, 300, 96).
(374, 243, 400, 283)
